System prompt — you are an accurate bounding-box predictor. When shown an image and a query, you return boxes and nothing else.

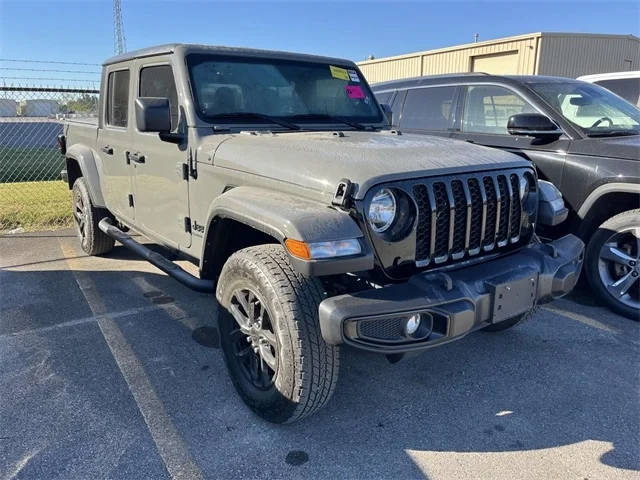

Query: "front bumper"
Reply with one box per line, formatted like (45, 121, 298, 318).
(319, 235, 584, 353)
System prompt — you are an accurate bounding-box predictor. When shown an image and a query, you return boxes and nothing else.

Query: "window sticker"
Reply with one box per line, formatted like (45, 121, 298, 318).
(348, 69, 360, 82)
(330, 65, 350, 81)
(345, 85, 365, 99)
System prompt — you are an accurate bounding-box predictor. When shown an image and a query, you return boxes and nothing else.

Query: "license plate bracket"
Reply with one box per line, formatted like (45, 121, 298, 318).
(487, 270, 538, 323)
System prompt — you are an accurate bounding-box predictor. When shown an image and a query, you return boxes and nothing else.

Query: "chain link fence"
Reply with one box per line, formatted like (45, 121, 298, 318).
(0, 83, 99, 233)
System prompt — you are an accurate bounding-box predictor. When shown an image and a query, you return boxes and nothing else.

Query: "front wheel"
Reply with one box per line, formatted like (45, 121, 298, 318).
(216, 244, 340, 423)
(585, 209, 640, 320)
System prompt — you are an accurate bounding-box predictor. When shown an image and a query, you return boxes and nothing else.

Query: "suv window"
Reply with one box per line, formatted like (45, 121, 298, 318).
(594, 78, 640, 107)
(106, 69, 130, 127)
(462, 85, 535, 134)
(139, 65, 179, 131)
(375, 91, 393, 105)
(400, 86, 456, 131)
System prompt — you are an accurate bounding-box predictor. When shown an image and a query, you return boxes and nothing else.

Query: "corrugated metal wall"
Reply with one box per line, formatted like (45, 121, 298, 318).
(357, 33, 640, 84)
(421, 37, 538, 76)
(537, 34, 640, 77)
(358, 34, 541, 83)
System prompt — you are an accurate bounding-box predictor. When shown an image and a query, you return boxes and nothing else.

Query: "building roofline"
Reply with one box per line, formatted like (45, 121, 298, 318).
(357, 32, 640, 66)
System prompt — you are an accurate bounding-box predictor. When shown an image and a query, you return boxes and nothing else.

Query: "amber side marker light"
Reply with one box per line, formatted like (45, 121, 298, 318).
(285, 239, 312, 260)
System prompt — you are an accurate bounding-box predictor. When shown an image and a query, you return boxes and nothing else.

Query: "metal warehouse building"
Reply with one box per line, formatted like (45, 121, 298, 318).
(357, 32, 640, 84)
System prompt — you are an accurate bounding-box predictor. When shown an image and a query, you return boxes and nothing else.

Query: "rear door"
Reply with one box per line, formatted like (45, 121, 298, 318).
(97, 66, 135, 223)
(131, 58, 190, 248)
(452, 84, 570, 188)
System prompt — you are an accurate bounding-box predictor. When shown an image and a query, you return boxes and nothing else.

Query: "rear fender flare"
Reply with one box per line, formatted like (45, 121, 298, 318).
(66, 144, 106, 207)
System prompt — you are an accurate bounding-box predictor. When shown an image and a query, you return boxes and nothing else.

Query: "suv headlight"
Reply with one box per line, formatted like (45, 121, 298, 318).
(368, 188, 396, 233)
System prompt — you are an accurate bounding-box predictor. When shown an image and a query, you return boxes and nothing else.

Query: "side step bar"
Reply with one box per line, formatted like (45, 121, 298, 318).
(98, 218, 214, 293)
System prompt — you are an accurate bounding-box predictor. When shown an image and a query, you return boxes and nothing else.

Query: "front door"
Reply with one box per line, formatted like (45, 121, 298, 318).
(452, 84, 570, 189)
(131, 58, 190, 248)
(97, 66, 135, 223)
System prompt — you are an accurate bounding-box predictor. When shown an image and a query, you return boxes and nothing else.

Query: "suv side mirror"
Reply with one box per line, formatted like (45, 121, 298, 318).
(507, 113, 562, 138)
(135, 97, 171, 133)
(380, 103, 393, 125)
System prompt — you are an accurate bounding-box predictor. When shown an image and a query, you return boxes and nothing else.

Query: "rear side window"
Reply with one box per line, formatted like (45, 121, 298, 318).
(375, 91, 393, 105)
(389, 89, 406, 126)
(594, 78, 640, 107)
(462, 85, 535, 134)
(106, 69, 130, 127)
(400, 86, 456, 131)
(139, 65, 179, 131)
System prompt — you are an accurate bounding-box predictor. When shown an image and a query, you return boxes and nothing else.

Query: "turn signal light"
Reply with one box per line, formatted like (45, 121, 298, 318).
(285, 239, 311, 260)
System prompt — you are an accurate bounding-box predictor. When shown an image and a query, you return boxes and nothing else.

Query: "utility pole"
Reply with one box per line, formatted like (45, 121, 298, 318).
(113, 0, 127, 55)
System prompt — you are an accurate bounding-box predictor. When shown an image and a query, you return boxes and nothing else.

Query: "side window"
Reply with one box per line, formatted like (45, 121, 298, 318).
(139, 65, 179, 131)
(462, 85, 535, 134)
(106, 69, 130, 127)
(390, 89, 406, 126)
(594, 78, 640, 107)
(375, 91, 392, 105)
(399, 86, 456, 131)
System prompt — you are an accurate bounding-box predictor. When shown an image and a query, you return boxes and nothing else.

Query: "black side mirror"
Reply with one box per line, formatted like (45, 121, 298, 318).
(135, 97, 171, 133)
(380, 103, 393, 125)
(507, 113, 562, 138)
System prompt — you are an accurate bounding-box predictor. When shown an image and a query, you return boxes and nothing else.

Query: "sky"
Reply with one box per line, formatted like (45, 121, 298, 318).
(0, 0, 638, 86)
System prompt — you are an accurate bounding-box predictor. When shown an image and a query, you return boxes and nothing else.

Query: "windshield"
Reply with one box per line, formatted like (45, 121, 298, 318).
(529, 81, 640, 136)
(186, 54, 382, 127)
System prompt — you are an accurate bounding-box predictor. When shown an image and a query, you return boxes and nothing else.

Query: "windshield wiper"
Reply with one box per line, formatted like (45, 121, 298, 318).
(585, 129, 640, 138)
(289, 113, 370, 130)
(208, 112, 300, 130)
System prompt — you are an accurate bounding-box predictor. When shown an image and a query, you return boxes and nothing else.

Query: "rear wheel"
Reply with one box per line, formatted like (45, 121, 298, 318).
(216, 244, 340, 423)
(585, 209, 640, 320)
(72, 178, 114, 256)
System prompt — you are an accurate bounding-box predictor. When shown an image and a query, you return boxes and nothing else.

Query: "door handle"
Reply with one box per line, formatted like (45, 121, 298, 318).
(101, 145, 113, 154)
(128, 152, 146, 164)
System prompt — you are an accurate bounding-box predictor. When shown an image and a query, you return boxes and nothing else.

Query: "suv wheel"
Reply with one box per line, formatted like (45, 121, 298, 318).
(585, 209, 640, 320)
(216, 244, 340, 423)
(72, 177, 115, 256)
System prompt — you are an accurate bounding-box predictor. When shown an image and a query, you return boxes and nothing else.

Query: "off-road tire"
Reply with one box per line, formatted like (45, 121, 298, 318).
(216, 244, 340, 423)
(72, 177, 114, 256)
(585, 209, 640, 320)
(482, 312, 530, 332)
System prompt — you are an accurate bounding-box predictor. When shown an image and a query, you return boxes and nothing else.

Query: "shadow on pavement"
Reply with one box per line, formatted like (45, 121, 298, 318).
(1, 264, 638, 478)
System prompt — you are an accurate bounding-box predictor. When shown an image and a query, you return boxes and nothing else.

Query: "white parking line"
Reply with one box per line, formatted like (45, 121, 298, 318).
(542, 305, 620, 334)
(1, 305, 162, 339)
(59, 239, 204, 480)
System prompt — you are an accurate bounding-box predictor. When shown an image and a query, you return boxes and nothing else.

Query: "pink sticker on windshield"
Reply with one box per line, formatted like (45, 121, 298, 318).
(345, 85, 365, 99)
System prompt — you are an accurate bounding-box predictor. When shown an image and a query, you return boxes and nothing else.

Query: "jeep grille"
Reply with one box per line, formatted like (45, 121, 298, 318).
(412, 170, 530, 267)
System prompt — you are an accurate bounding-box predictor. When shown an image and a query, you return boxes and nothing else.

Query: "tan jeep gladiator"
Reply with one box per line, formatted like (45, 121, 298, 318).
(60, 44, 584, 423)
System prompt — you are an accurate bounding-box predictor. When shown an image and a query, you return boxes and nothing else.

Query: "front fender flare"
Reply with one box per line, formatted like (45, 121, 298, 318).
(577, 182, 640, 218)
(66, 144, 106, 207)
(202, 186, 374, 276)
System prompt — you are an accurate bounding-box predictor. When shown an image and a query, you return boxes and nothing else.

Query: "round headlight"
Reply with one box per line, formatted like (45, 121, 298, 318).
(368, 188, 397, 233)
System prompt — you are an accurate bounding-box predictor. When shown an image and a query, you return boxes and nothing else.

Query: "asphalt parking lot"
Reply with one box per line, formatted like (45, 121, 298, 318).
(1, 229, 638, 480)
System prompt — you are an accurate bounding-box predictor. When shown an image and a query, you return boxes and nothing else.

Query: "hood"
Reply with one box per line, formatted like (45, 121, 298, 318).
(570, 135, 640, 161)
(211, 130, 530, 199)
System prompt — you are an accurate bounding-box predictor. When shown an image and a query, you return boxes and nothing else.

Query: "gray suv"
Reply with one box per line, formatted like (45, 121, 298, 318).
(60, 45, 583, 423)
(373, 74, 639, 319)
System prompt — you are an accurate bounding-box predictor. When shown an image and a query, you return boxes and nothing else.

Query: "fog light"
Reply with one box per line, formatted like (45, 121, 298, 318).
(404, 313, 422, 336)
